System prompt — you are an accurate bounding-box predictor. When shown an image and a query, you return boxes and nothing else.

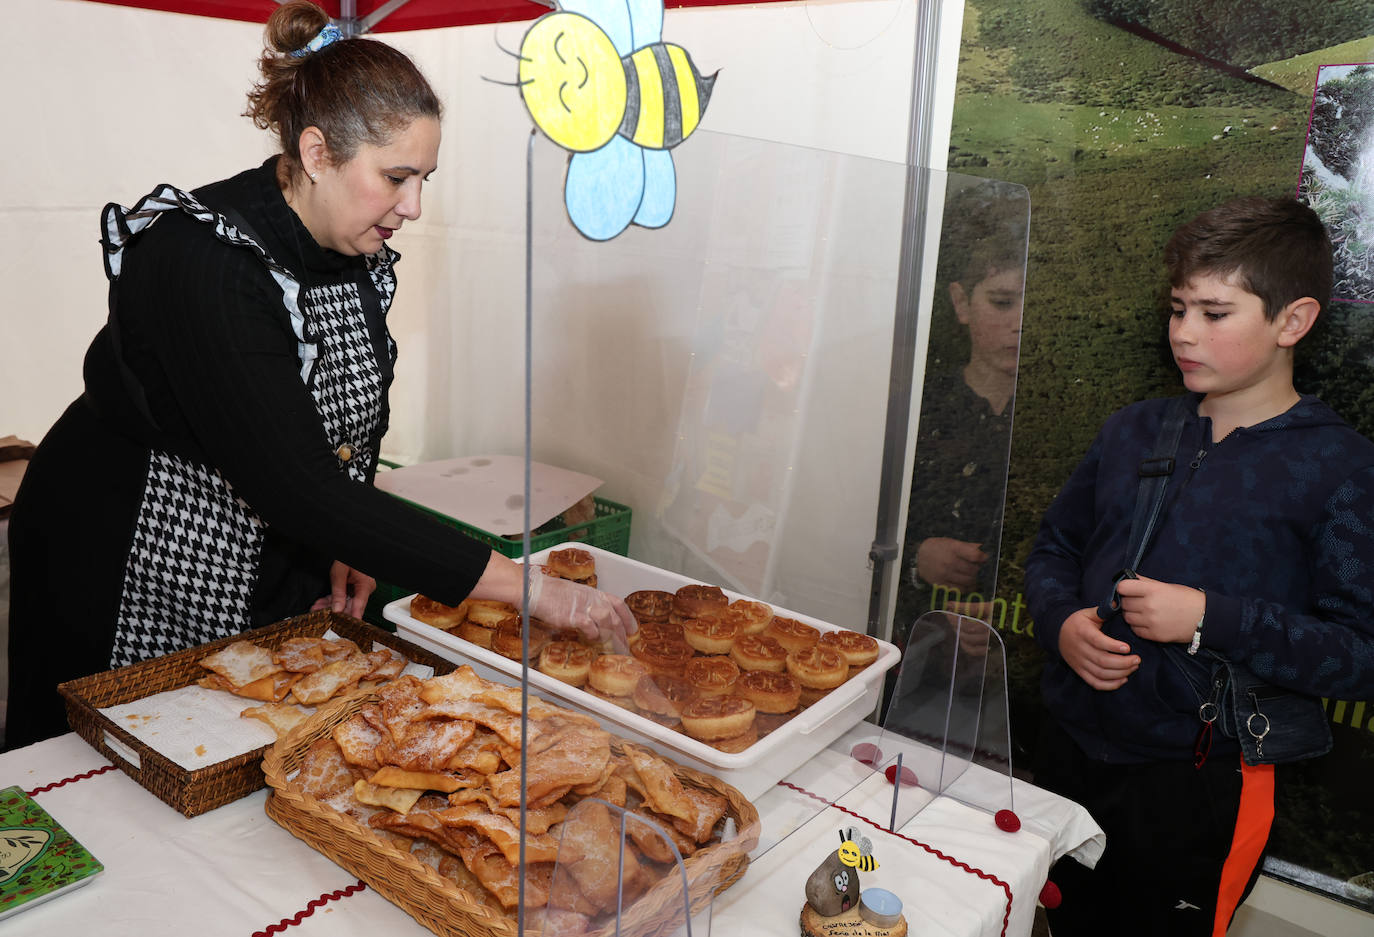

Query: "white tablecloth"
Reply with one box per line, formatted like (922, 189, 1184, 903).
(0, 730, 1102, 937)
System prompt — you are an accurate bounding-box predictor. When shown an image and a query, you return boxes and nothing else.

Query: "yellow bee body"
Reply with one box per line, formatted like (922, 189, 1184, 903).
(620, 43, 712, 150)
(837, 829, 879, 872)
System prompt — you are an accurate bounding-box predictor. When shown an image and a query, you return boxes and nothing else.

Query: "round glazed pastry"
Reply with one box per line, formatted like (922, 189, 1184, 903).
(624, 590, 675, 625)
(818, 629, 881, 668)
(720, 599, 774, 635)
(538, 640, 596, 687)
(630, 637, 696, 677)
(709, 722, 758, 753)
(685, 656, 741, 698)
(671, 584, 728, 623)
(588, 654, 650, 697)
(489, 618, 550, 660)
(736, 669, 802, 714)
(730, 634, 788, 673)
(457, 619, 496, 649)
(764, 616, 820, 654)
(546, 547, 596, 584)
(682, 616, 743, 655)
(628, 621, 685, 648)
(632, 674, 698, 718)
(680, 695, 756, 741)
(466, 598, 521, 627)
(786, 645, 848, 690)
(408, 595, 468, 630)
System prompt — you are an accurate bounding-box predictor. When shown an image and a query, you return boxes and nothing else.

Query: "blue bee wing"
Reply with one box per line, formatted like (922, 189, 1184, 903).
(626, 0, 664, 50)
(565, 136, 645, 241)
(633, 148, 675, 229)
(557, 0, 635, 55)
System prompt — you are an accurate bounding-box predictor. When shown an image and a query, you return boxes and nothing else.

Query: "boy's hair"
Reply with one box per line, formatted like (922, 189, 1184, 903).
(937, 178, 1031, 288)
(1163, 196, 1332, 320)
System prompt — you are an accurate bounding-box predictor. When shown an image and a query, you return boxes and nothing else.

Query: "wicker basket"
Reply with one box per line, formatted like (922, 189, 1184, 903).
(57, 610, 455, 818)
(262, 688, 760, 937)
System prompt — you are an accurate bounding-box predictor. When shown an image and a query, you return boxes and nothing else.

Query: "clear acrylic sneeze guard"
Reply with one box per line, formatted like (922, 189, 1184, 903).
(498, 124, 1027, 934)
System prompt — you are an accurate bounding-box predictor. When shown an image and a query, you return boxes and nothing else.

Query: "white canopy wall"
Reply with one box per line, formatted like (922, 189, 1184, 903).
(1, 0, 962, 627)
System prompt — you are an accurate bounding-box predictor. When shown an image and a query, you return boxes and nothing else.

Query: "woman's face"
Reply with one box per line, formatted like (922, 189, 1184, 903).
(311, 116, 441, 256)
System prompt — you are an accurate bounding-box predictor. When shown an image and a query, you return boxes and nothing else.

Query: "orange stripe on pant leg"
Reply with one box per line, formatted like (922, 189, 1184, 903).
(1212, 761, 1274, 936)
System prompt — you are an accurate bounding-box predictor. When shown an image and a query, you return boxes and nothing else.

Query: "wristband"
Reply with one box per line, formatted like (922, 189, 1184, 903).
(1186, 587, 1206, 656)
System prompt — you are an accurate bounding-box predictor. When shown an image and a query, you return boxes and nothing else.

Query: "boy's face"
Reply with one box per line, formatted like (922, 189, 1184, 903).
(951, 265, 1024, 377)
(1168, 271, 1292, 400)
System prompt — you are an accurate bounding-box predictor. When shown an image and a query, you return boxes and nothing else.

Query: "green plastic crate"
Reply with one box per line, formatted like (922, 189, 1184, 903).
(363, 494, 632, 628)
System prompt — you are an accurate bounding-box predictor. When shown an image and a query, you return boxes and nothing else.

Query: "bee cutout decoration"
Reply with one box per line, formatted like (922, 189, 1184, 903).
(837, 827, 879, 872)
(803, 827, 878, 917)
(509, 0, 717, 241)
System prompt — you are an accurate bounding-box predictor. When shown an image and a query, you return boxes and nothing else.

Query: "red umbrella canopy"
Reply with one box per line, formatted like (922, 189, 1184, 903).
(82, 0, 779, 32)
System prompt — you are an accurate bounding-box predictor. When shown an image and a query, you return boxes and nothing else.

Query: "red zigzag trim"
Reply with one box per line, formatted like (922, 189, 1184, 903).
(776, 779, 1014, 937)
(25, 763, 119, 796)
(252, 880, 368, 936)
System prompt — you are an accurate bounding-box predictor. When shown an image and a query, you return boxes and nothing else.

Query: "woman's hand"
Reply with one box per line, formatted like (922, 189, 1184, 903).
(1116, 575, 1205, 645)
(1058, 607, 1140, 690)
(526, 573, 637, 652)
(311, 561, 376, 618)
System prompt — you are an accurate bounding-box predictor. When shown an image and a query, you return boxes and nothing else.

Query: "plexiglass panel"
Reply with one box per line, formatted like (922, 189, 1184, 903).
(503, 129, 1027, 932)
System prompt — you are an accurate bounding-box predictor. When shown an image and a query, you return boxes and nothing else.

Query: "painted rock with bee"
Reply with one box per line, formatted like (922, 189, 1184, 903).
(804, 849, 860, 917)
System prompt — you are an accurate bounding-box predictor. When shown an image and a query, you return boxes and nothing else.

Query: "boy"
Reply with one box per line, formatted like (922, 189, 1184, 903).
(1024, 196, 1374, 937)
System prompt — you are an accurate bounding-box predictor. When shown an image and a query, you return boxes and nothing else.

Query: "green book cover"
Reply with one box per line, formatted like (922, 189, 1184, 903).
(0, 785, 103, 919)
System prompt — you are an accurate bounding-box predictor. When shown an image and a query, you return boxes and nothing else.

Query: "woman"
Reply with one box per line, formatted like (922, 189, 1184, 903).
(5, 1, 633, 749)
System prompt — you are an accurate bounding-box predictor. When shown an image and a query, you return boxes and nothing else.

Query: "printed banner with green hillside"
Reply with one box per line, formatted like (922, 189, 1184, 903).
(945, 0, 1374, 910)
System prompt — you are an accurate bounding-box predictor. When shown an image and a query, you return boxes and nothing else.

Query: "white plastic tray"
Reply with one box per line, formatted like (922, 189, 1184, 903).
(384, 544, 899, 800)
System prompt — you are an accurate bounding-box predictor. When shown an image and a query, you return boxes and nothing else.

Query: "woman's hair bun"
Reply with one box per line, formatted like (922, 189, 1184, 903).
(264, 0, 331, 56)
(243, 0, 440, 175)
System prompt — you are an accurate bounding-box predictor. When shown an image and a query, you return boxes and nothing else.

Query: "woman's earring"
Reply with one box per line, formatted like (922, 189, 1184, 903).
(309, 172, 318, 184)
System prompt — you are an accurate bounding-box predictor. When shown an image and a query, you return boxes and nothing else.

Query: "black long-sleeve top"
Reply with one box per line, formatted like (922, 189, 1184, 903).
(6, 159, 490, 745)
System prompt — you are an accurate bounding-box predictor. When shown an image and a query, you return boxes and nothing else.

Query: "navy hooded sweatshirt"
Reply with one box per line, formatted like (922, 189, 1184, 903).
(1026, 393, 1374, 764)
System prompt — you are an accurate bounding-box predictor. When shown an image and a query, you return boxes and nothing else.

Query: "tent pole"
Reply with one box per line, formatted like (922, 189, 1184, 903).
(358, 0, 415, 34)
(866, 0, 943, 651)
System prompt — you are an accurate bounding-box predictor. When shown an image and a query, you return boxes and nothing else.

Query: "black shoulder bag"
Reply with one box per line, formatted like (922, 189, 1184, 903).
(1099, 395, 1332, 767)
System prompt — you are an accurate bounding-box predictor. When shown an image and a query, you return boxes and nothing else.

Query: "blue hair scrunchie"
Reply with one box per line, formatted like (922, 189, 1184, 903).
(290, 23, 343, 58)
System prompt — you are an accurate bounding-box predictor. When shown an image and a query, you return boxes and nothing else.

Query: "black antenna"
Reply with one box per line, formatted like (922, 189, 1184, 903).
(494, 31, 531, 62)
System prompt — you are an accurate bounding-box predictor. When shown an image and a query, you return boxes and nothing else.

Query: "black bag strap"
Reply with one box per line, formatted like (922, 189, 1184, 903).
(1096, 395, 1192, 619)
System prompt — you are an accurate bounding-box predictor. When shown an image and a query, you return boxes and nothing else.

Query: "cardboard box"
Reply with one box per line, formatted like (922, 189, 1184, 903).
(0, 436, 34, 519)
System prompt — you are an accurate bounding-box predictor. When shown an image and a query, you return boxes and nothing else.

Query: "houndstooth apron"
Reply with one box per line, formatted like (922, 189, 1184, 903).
(101, 185, 398, 666)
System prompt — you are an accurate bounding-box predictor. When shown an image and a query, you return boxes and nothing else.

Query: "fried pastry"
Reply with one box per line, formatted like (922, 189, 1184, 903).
(730, 634, 788, 673)
(631, 674, 698, 718)
(764, 616, 821, 654)
(685, 656, 740, 698)
(679, 695, 756, 742)
(546, 547, 597, 586)
(735, 669, 801, 714)
(719, 599, 774, 636)
(624, 589, 674, 624)
(670, 584, 728, 623)
(786, 645, 848, 690)
(682, 616, 742, 655)
(588, 654, 649, 697)
(409, 595, 469, 630)
(539, 640, 596, 687)
(818, 629, 880, 667)
(630, 637, 695, 677)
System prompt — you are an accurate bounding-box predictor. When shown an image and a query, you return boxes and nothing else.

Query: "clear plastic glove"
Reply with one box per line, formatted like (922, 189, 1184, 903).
(526, 573, 637, 652)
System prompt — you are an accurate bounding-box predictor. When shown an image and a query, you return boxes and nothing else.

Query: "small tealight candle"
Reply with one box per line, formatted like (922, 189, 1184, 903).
(859, 888, 903, 928)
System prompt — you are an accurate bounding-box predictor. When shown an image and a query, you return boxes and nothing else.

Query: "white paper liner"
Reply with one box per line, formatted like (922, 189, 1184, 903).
(98, 634, 434, 771)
